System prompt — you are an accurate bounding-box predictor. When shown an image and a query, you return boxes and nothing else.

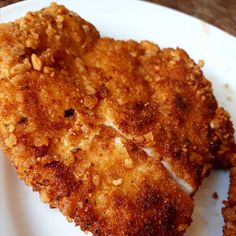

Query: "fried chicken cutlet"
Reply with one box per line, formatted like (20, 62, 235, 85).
(223, 153, 236, 236)
(0, 3, 235, 236)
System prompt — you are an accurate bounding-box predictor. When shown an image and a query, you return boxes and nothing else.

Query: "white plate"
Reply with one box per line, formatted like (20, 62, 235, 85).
(0, 0, 236, 236)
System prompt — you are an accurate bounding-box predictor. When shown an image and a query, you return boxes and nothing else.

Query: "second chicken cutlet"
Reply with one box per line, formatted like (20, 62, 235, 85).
(223, 152, 236, 236)
(0, 3, 235, 236)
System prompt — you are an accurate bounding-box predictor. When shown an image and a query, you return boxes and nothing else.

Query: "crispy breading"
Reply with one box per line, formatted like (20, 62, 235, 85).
(84, 39, 235, 194)
(223, 153, 236, 236)
(0, 3, 235, 236)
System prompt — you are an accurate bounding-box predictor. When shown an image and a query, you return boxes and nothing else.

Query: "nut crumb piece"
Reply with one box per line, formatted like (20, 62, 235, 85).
(83, 96, 97, 109)
(198, 60, 205, 67)
(93, 175, 100, 186)
(56, 15, 64, 23)
(43, 66, 54, 74)
(5, 134, 17, 147)
(210, 121, 215, 129)
(112, 178, 122, 186)
(34, 135, 49, 147)
(8, 124, 15, 132)
(124, 158, 133, 168)
(26, 34, 39, 49)
(31, 54, 43, 71)
(40, 191, 51, 203)
(177, 224, 188, 231)
(82, 24, 90, 34)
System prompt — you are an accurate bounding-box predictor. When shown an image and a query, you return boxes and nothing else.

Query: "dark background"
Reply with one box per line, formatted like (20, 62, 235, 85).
(1, 0, 235, 36)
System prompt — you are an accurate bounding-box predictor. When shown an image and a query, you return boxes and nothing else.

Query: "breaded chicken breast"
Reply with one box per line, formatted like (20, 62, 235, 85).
(223, 153, 236, 236)
(0, 3, 235, 236)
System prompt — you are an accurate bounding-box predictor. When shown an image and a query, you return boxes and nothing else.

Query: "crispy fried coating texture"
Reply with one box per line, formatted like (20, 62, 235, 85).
(0, 3, 235, 236)
(223, 153, 236, 236)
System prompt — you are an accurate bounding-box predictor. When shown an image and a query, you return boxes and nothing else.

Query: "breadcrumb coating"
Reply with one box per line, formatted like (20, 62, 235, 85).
(223, 152, 236, 236)
(0, 3, 235, 236)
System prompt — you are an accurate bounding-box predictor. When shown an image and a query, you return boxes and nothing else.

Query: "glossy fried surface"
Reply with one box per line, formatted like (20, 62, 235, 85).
(0, 3, 235, 236)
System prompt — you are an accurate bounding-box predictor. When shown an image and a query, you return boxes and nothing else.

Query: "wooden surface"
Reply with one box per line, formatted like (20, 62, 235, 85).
(147, 0, 236, 36)
(0, 0, 235, 36)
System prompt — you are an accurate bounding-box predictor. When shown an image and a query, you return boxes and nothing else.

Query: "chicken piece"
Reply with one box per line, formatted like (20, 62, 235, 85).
(0, 3, 235, 236)
(222, 153, 236, 236)
(84, 38, 235, 194)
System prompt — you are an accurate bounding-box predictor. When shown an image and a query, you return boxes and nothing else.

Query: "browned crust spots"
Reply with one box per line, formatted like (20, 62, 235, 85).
(0, 3, 235, 236)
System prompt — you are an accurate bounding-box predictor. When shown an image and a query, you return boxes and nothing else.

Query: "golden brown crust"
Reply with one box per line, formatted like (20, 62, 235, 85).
(0, 3, 235, 236)
(210, 109, 235, 169)
(223, 153, 236, 236)
(85, 38, 235, 192)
